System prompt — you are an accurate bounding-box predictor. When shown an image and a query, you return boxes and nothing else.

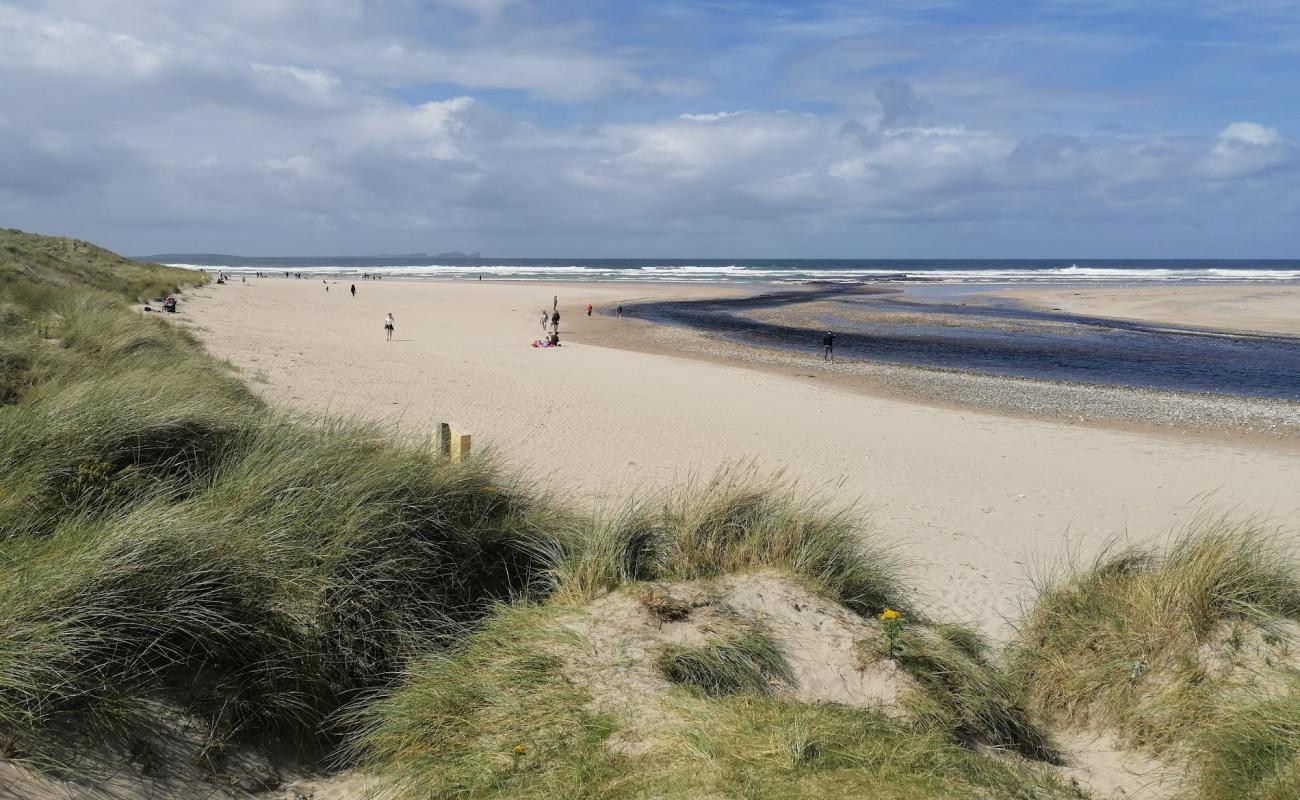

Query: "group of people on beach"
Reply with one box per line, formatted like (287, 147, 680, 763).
(529, 298, 628, 349)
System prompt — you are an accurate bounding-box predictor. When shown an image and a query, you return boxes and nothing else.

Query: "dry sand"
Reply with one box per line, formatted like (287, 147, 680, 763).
(180, 278, 1300, 640)
(1002, 284, 1300, 337)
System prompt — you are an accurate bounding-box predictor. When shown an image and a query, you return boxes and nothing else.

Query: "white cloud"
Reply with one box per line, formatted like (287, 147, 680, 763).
(0, 6, 169, 78)
(1203, 121, 1295, 178)
(1219, 121, 1282, 146)
(249, 63, 341, 104)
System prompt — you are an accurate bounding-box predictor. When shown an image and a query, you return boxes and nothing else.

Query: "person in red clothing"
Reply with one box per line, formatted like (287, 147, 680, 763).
(586, 303, 593, 317)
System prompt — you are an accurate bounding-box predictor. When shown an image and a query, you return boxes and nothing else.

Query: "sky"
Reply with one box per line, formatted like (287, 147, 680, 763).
(1, 0, 1298, 258)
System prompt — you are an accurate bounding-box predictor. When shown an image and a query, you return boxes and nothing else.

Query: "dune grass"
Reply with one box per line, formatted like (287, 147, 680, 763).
(884, 623, 1059, 762)
(0, 267, 571, 770)
(353, 603, 1086, 800)
(1191, 690, 1300, 800)
(1010, 519, 1300, 799)
(543, 469, 911, 617)
(1010, 519, 1300, 750)
(1, 228, 197, 300)
(655, 618, 794, 698)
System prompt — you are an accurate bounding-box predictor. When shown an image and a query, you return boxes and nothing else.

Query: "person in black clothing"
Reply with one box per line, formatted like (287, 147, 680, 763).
(822, 331, 834, 361)
(551, 310, 560, 331)
(350, 284, 356, 297)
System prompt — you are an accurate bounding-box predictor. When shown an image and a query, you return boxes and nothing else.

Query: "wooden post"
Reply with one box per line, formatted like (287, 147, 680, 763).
(451, 431, 472, 462)
(434, 422, 451, 458)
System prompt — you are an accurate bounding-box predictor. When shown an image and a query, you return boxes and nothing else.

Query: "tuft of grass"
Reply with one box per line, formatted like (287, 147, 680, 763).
(543, 468, 910, 617)
(1009, 518, 1300, 752)
(1191, 690, 1300, 800)
(888, 623, 1058, 762)
(655, 619, 794, 698)
(349, 604, 627, 800)
(0, 421, 564, 769)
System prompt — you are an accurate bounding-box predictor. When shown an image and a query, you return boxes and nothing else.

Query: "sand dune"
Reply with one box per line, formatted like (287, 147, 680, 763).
(182, 279, 1300, 639)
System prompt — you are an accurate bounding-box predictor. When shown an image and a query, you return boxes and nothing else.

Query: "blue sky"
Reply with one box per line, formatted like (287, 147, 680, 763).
(0, 0, 1297, 257)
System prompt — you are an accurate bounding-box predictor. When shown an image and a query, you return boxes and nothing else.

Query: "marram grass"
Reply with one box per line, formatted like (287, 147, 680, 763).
(352, 604, 1087, 800)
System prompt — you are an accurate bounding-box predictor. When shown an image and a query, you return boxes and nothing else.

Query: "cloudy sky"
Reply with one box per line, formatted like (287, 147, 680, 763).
(1, 0, 1298, 257)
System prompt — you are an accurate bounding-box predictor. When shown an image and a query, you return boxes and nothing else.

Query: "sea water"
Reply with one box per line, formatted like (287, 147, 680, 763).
(163, 257, 1300, 284)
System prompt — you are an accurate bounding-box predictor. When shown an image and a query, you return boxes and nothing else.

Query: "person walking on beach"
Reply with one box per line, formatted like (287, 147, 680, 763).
(540, 311, 549, 333)
(822, 331, 835, 361)
(384, 313, 395, 342)
(350, 284, 356, 297)
(551, 309, 561, 333)
(616, 304, 624, 319)
(586, 303, 593, 317)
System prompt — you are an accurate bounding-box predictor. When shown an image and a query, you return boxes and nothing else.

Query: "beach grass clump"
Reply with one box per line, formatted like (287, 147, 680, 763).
(349, 604, 625, 800)
(53, 288, 200, 363)
(0, 425, 563, 769)
(544, 468, 910, 617)
(353, 605, 1088, 800)
(1010, 518, 1300, 753)
(0, 360, 260, 534)
(884, 622, 1058, 762)
(655, 619, 794, 698)
(1190, 689, 1300, 800)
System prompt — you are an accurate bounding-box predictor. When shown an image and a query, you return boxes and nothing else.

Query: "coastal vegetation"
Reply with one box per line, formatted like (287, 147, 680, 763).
(0, 228, 1297, 799)
(1012, 520, 1300, 798)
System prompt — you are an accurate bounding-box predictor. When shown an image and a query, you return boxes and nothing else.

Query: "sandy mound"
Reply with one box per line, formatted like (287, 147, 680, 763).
(559, 570, 914, 754)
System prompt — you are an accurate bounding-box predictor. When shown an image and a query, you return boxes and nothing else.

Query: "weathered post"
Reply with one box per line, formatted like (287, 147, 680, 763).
(434, 422, 451, 458)
(451, 431, 472, 462)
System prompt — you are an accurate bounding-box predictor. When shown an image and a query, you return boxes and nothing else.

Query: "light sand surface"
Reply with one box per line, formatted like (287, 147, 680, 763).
(182, 279, 1300, 640)
(1002, 284, 1300, 337)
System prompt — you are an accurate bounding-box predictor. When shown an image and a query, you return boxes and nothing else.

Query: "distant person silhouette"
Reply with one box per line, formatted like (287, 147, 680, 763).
(822, 331, 834, 361)
(350, 284, 356, 297)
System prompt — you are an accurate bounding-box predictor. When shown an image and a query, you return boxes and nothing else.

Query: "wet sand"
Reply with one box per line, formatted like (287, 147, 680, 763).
(1001, 284, 1300, 337)
(180, 278, 1300, 641)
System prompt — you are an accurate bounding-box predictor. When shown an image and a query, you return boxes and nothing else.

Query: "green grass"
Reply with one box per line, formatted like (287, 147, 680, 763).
(543, 469, 911, 617)
(886, 623, 1058, 762)
(655, 619, 794, 698)
(353, 604, 1087, 800)
(1191, 690, 1300, 800)
(1010, 519, 1300, 751)
(0, 228, 199, 301)
(1010, 519, 1300, 799)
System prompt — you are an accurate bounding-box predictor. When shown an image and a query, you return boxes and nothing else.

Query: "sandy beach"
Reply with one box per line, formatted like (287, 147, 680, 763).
(1003, 284, 1300, 337)
(181, 279, 1300, 639)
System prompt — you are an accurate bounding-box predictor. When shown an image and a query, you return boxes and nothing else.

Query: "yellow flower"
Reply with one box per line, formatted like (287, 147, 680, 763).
(879, 609, 901, 621)
(483, 486, 498, 494)
(512, 744, 527, 755)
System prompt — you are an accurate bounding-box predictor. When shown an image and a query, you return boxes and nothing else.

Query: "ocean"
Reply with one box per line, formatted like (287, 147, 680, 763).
(161, 257, 1300, 284)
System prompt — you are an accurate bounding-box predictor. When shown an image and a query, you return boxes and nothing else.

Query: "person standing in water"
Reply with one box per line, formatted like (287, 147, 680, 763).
(822, 331, 834, 361)
(385, 313, 395, 341)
